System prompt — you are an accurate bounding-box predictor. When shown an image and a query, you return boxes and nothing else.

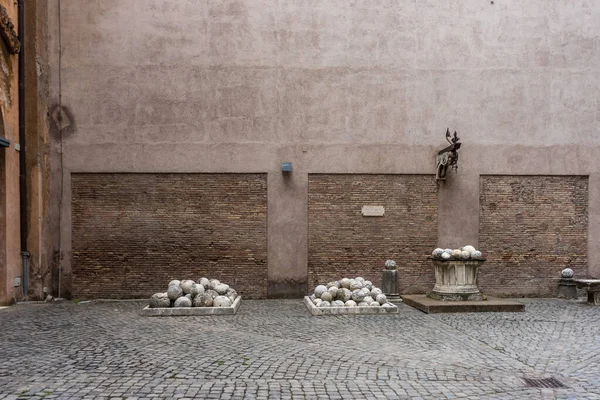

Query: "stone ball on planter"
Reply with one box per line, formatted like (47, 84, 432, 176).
(314, 285, 328, 297)
(355, 277, 365, 283)
(371, 288, 382, 298)
(340, 278, 351, 289)
(432, 248, 444, 258)
(332, 300, 345, 307)
(318, 301, 330, 307)
(313, 298, 322, 306)
(174, 296, 192, 307)
(376, 294, 387, 305)
(213, 296, 232, 307)
(193, 293, 213, 307)
(215, 283, 230, 295)
(190, 283, 204, 297)
(167, 285, 183, 301)
(462, 245, 476, 254)
(369, 302, 380, 307)
(226, 289, 237, 302)
(364, 280, 373, 290)
(185, 294, 192, 301)
(444, 248, 453, 254)
(320, 291, 333, 302)
(338, 288, 352, 302)
(452, 249, 462, 258)
(351, 289, 366, 302)
(168, 280, 181, 288)
(441, 252, 451, 260)
(472, 250, 482, 259)
(459, 250, 470, 260)
(328, 287, 338, 299)
(205, 289, 219, 299)
(363, 296, 374, 305)
(350, 280, 363, 291)
(198, 277, 210, 289)
(327, 281, 340, 288)
(149, 292, 170, 308)
(345, 300, 357, 307)
(180, 280, 195, 294)
(361, 287, 370, 296)
(358, 301, 369, 306)
(561, 268, 574, 278)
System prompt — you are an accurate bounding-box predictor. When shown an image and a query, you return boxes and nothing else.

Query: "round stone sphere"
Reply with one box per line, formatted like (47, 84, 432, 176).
(193, 293, 213, 307)
(351, 289, 366, 302)
(317, 301, 330, 308)
(168, 280, 181, 288)
(338, 288, 352, 302)
(328, 286, 339, 299)
(363, 296, 374, 304)
(190, 283, 204, 297)
(350, 280, 363, 291)
(180, 280, 195, 294)
(215, 283, 230, 295)
(472, 250, 482, 259)
(149, 292, 170, 308)
(441, 252, 452, 260)
(344, 300, 357, 307)
(371, 288, 383, 298)
(174, 296, 192, 307)
(561, 268, 574, 278)
(364, 280, 373, 290)
(209, 279, 220, 290)
(376, 293, 388, 305)
(432, 248, 444, 258)
(355, 277, 365, 283)
(226, 289, 237, 301)
(361, 287, 370, 296)
(460, 250, 471, 260)
(382, 303, 393, 308)
(313, 298, 322, 306)
(213, 296, 232, 307)
(340, 278, 351, 289)
(358, 301, 369, 306)
(369, 301, 380, 307)
(205, 289, 219, 299)
(331, 300, 345, 307)
(320, 291, 333, 302)
(327, 281, 340, 288)
(198, 277, 210, 289)
(452, 249, 462, 257)
(167, 285, 183, 300)
(462, 245, 476, 254)
(314, 285, 328, 297)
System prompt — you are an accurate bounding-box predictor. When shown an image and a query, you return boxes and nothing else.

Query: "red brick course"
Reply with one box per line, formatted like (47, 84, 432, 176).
(71, 173, 267, 299)
(479, 175, 588, 297)
(308, 174, 438, 294)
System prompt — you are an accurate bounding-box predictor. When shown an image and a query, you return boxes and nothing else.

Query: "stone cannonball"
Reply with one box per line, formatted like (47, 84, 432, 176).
(185, 294, 192, 301)
(371, 288, 383, 298)
(361, 287, 370, 296)
(199, 277, 210, 289)
(209, 279, 221, 290)
(213, 296, 232, 307)
(190, 283, 205, 297)
(452, 249, 462, 257)
(327, 281, 340, 288)
(180, 280, 195, 294)
(358, 301, 369, 306)
(460, 250, 471, 260)
(432, 248, 444, 258)
(226, 289, 237, 301)
(320, 292, 333, 302)
(350, 280, 363, 291)
(193, 293, 213, 307)
(314, 285, 328, 297)
(338, 288, 352, 302)
(331, 300, 345, 307)
(340, 278, 351, 289)
(167, 285, 183, 301)
(462, 245, 476, 254)
(317, 301, 330, 307)
(174, 296, 192, 307)
(351, 289, 366, 302)
(364, 280, 373, 290)
(215, 283, 230, 295)
(313, 298, 322, 306)
(471, 250, 482, 259)
(168, 280, 181, 288)
(376, 293, 388, 305)
(205, 289, 219, 299)
(328, 287, 339, 299)
(444, 248, 453, 254)
(561, 268, 574, 278)
(355, 277, 365, 283)
(441, 252, 452, 260)
(363, 296, 374, 305)
(369, 301, 380, 307)
(149, 292, 170, 308)
(344, 300, 357, 307)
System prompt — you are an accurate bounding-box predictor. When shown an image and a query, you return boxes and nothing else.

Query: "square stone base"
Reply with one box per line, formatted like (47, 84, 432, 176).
(141, 296, 241, 316)
(402, 295, 524, 314)
(303, 296, 398, 316)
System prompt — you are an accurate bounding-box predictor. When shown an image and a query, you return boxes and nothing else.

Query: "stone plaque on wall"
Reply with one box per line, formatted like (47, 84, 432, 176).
(361, 206, 385, 217)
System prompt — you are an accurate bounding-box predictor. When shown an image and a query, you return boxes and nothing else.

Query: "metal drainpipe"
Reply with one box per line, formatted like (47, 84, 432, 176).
(18, 0, 29, 298)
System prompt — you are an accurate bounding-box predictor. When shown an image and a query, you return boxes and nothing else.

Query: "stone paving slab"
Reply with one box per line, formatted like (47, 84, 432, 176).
(303, 296, 398, 315)
(1, 298, 599, 399)
(141, 296, 241, 316)
(402, 294, 525, 313)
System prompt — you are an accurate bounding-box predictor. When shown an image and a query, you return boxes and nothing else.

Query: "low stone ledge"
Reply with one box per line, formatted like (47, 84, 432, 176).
(142, 296, 241, 316)
(402, 295, 524, 314)
(303, 296, 398, 316)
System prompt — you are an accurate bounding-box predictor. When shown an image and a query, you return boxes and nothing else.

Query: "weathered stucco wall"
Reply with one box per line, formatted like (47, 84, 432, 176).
(46, 0, 600, 297)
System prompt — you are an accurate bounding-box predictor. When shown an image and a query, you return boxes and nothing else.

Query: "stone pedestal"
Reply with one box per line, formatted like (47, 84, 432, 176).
(381, 269, 401, 302)
(428, 259, 485, 301)
(557, 278, 577, 299)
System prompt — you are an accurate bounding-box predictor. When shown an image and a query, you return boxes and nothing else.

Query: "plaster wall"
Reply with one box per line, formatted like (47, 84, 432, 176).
(46, 0, 600, 296)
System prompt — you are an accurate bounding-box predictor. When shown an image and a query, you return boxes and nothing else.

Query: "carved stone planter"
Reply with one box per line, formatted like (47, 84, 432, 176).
(428, 259, 485, 301)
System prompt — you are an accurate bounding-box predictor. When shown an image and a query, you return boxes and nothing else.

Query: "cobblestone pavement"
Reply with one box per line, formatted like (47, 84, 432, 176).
(0, 298, 599, 399)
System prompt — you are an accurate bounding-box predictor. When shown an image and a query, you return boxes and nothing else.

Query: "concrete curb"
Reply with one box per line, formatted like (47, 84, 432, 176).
(141, 296, 241, 316)
(303, 296, 398, 316)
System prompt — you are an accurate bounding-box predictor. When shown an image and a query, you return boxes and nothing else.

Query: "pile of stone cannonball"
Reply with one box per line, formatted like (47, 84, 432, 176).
(149, 278, 238, 308)
(431, 245, 483, 260)
(309, 277, 394, 308)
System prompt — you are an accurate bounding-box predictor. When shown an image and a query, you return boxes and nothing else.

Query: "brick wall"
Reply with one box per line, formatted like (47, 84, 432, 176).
(71, 173, 268, 299)
(479, 175, 588, 297)
(308, 174, 438, 294)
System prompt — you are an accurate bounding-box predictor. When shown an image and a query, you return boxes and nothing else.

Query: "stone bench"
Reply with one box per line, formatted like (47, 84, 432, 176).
(573, 279, 600, 305)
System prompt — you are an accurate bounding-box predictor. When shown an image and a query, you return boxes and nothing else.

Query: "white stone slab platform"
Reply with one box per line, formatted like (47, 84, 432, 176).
(142, 296, 241, 316)
(303, 296, 398, 316)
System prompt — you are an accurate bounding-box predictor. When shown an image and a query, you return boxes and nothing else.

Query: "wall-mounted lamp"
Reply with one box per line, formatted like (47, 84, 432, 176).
(436, 128, 461, 181)
(281, 162, 293, 173)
